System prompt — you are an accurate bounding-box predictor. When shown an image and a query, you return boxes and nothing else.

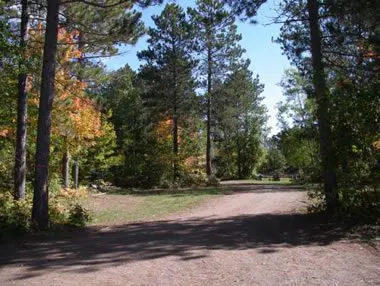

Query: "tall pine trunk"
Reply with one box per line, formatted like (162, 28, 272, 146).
(32, 0, 60, 229)
(73, 161, 79, 190)
(206, 42, 213, 176)
(63, 150, 70, 189)
(173, 104, 179, 181)
(172, 51, 179, 181)
(307, 0, 338, 212)
(14, 0, 29, 200)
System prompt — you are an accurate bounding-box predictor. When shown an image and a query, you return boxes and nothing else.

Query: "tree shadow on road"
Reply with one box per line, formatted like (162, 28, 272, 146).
(0, 212, 357, 281)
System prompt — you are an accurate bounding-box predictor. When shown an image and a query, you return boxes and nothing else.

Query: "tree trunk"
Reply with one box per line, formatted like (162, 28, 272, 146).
(237, 149, 242, 179)
(32, 0, 60, 229)
(73, 161, 79, 190)
(307, 0, 338, 212)
(172, 50, 179, 181)
(173, 105, 179, 181)
(14, 0, 29, 200)
(206, 43, 213, 176)
(63, 150, 70, 189)
(77, 30, 85, 80)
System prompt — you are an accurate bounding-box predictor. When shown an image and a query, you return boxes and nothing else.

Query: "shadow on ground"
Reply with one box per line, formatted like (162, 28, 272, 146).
(0, 212, 353, 280)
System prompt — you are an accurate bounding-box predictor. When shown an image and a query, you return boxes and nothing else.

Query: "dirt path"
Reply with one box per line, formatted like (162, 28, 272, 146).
(1, 184, 379, 285)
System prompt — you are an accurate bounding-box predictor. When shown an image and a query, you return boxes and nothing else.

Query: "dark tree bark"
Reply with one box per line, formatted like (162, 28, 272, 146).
(172, 49, 179, 181)
(206, 41, 213, 176)
(172, 100, 179, 180)
(73, 161, 79, 190)
(32, 0, 60, 229)
(307, 0, 338, 212)
(14, 0, 29, 200)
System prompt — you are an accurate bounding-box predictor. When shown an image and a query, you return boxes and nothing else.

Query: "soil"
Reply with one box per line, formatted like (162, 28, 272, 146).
(0, 183, 379, 285)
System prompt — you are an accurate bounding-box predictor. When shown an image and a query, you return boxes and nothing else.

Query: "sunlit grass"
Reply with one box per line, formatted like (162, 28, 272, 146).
(221, 178, 294, 185)
(86, 188, 225, 225)
(85, 179, 298, 226)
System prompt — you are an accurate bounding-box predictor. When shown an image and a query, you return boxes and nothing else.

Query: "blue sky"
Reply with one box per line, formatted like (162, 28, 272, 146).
(105, 0, 291, 135)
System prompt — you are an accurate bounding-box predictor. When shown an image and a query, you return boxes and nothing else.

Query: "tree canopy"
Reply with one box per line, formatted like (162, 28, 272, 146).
(0, 0, 378, 229)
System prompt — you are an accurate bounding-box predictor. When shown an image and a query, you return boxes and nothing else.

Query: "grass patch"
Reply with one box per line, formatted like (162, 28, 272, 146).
(222, 178, 294, 185)
(85, 188, 225, 225)
(105, 187, 228, 196)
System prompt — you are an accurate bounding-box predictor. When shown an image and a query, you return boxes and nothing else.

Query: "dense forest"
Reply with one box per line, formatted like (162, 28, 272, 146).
(0, 0, 379, 230)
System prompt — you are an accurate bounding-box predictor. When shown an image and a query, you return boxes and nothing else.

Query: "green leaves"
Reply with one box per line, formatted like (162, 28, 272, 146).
(215, 66, 267, 179)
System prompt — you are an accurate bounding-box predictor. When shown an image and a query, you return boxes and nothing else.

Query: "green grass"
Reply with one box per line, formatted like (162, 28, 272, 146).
(221, 178, 294, 185)
(86, 179, 297, 226)
(87, 188, 225, 225)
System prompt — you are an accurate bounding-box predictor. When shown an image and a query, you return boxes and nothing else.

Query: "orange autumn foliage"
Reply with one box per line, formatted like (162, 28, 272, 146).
(0, 129, 12, 138)
(28, 25, 102, 153)
(154, 118, 186, 145)
(155, 119, 173, 143)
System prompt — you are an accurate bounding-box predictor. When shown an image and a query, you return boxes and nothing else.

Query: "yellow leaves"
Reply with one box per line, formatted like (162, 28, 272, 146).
(29, 24, 83, 65)
(58, 187, 89, 199)
(68, 97, 103, 140)
(26, 75, 33, 92)
(70, 48, 82, 59)
(53, 81, 103, 152)
(25, 23, 101, 154)
(155, 118, 173, 143)
(154, 118, 186, 144)
(373, 140, 380, 150)
(70, 29, 80, 38)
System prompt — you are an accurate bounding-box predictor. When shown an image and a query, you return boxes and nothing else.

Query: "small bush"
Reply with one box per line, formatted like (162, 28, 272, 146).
(159, 179, 171, 189)
(0, 192, 32, 234)
(57, 187, 89, 199)
(307, 184, 380, 223)
(49, 172, 63, 194)
(256, 174, 264, 181)
(0, 189, 91, 236)
(307, 186, 326, 213)
(178, 172, 207, 188)
(272, 172, 281, 181)
(49, 199, 69, 225)
(68, 204, 92, 227)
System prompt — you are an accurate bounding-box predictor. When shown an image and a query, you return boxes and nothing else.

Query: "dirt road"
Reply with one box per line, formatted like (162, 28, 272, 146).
(1, 184, 379, 285)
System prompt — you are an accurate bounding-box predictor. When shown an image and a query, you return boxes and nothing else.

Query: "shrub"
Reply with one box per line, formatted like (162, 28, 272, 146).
(49, 172, 63, 195)
(0, 192, 32, 234)
(272, 172, 281, 181)
(0, 189, 91, 236)
(307, 184, 380, 223)
(178, 171, 207, 188)
(68, 203, 92, 227)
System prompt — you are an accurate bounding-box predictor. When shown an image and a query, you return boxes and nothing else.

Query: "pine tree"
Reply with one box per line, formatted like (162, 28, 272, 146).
(215, 63, 267, 179)
(14, 0, 29, 200)
(275, 0, 339, 210)
(221, 0, 266, 21)
(274, 0, 378, 210)
(4, 0, 44, 200)
(188, 0, 244, 176)
(138, 3, 197, 181)
(32, 0, 60, 229)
